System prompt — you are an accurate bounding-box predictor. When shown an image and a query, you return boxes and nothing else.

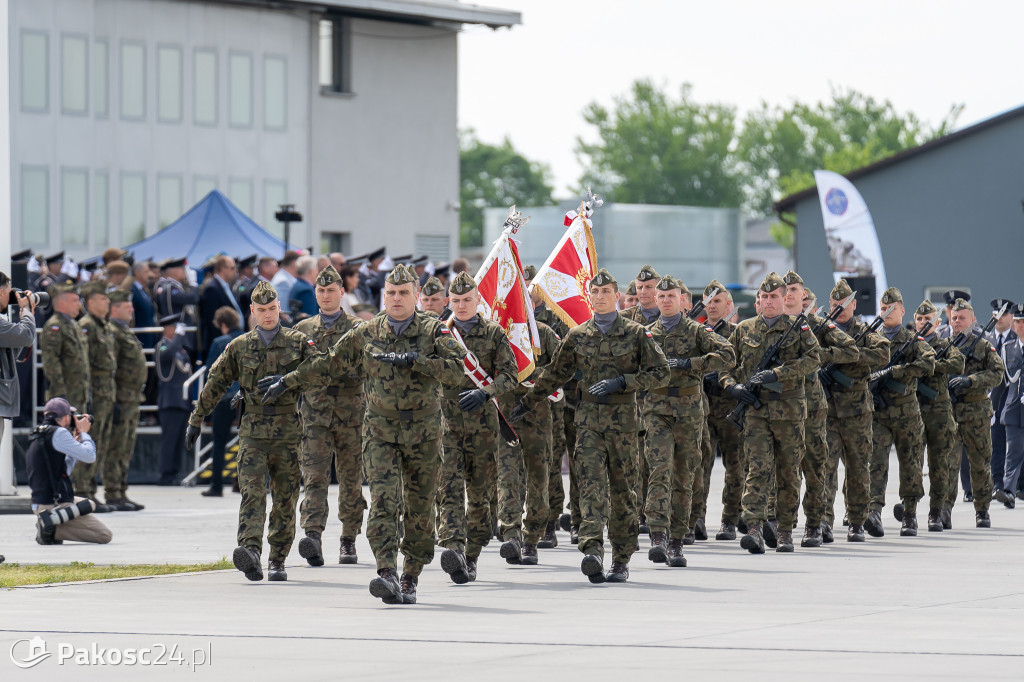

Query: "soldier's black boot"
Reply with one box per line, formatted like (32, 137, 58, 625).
(941, 508, 952, 530)
(369, 568, 403, 604)
(521, 543, 539, 565)
(740, 522, 766, 554)
(976, 510, 991, 528)
(762, 518, 779, 549)
(232, 546, 263, 581)
(35, 518, 62, 545)
(400, 574, 417, 604)
(581, 554, 606, 584)
(607, 560, 630, 583)
(682, 528, 696, 545)
(776, 529, 795, 553)
(570, 526, 579, 544)
(927, 509, 943, 532)
(847, 523, 866, 542)
(800, 525, 822, 548)
(865, 510, 885, 537)
(694, 518, 708, 541)
(715, 521, 736, 541)
(638, 514, 650, 535)
(737, 518, 748, 534)
(558, 513, 572, 532)
(893, 503, 905, 522)
(338, 537, 358, 564)
(500, 536, 523, 564)
(648, 531, 669, 563)
(537, 522, 558, 549)
(268, 559, 287, 581)
(465, 555, 479, 582)
(122, 497, 145, 511)
(666, 539, 687, 567)
(298, 530, 325, 567)
(820, 521, 834, 544)
(899, 514, 918, 537)
(440, 548, 472, 584)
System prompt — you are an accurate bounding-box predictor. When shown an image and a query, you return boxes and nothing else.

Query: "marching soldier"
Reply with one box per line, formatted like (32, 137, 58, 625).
(75, 283, 117, 502)
(913, 299, 964, 531)
(866, 288, 935, 537)
(511, 269, 670, 584)
(644, 276, 734, 567)
(944, 298, 1004, 528)
(417, 276, 450, 319)
(292, 266, 367, 567)
(936, 290, 970, 339)
(185, 281, 317, 582)
(820, 279, 889, 542)
(621, 280, 638, 311)
(261, 265, 467, 604)
(719, 272, 820, 554)
(105, 290, 148, 511)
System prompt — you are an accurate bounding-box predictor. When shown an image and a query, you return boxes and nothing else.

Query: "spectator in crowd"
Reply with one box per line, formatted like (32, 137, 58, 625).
(199, 255, 242, 359)
(154, 314, 192, 486)
(105, 261, 131, 290)
(452, 258, 470, 275)
(339, 265, 361, 315)
(329, 252, 347, 271)
(0, 272, 37, 439)
(201, 306, 243, 498)
(289, 256, 319, 321)
(271, 251, 300, 315)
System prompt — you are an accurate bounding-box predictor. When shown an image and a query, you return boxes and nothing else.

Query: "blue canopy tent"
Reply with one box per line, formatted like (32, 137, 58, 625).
(118, 190, 295, 265)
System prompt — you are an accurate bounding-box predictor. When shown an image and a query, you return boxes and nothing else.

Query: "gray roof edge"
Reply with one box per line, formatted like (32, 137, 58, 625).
(218, 0, 521, 26)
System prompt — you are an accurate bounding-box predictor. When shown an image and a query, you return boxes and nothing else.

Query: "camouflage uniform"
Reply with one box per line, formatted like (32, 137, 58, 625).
(294, 293, 367, 541)
(281, 305, 466, 577)
(533, 303, 570, 526)
(107, 304, 147, 503)
(77, 301, 117, 499)
(916, 320, 965, 515)
(40, 307, 89, 412)
(189, 296, 317, 563)
(703, 319, 744, 526)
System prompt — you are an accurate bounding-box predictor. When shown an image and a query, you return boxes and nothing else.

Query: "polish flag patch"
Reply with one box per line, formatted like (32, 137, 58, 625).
(440, 328, 451, 334)
(306, 338, 316, 347)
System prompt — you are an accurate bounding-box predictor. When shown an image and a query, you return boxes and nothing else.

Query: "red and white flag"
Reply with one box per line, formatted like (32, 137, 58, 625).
(475, 212, 541, 382)
(529, 199, 600, 329)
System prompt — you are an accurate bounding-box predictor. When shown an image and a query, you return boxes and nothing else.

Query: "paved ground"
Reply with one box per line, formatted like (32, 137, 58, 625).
(2, 453, 1024, 679)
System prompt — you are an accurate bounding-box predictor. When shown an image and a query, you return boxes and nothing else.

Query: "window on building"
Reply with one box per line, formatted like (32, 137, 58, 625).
(228, 178, 252, 216)
(193, 48, 217, 125)
(121, 172, 146, 243)
(157, 45, 182, 123)
(61, 35, 88, 115)
(94, 40, 108, 117)
(228, 52, 252, 128)
(263, 180, 287, 237)
(21, 30, 48, 113)
(61, 168, 88, 246)
(321, 232, 351, 256)
(264, 55, 287, 130)
(94, 171, 109, 245)
(318, 17, 350, 93)
(415, 234, 452, 263)
(21, 166, 49, 245)
(120, 42, 146, 120)
(194, 175, 217, 203)
(158, 175, 182, 228)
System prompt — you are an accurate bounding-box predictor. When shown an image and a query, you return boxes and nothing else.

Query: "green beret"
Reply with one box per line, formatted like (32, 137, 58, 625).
(802, 288, 815, 302)
(315, 266, 342, 288)
(916, 299, 938, 316)
(590, 269, 617, 288)
(635, 265, 660, 282)
(50, 283, 78, 297)
(831, 279, 853, 301)
(952, 298, 973, 312)
(251, 280, 278, 305)
(108, 289, 132, 304)
(704, 279, 726, 298)
(523, 265, 537, 281)
(421, 277, 445, 297)
(655, 275, 680, 292)
(625, 280, 637, 296)
(880, 287, 903, 305)
(449, 271, 478, 296)
(759, 272, 786, 293)
(677, 279, 691, 295)
(384, 264, 417, 286)
(782, 270, 803, 286)
(80, 281, 108, 299)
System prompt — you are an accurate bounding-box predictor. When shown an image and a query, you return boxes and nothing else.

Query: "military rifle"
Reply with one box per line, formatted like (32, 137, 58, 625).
(811, 291, 856, 334)
(687, 286, 721, 321)
(819, 303, 896, 397)
(726, 313, 808, 430)
(948, 301, 1009, 404)
(869, 321, 933, 408)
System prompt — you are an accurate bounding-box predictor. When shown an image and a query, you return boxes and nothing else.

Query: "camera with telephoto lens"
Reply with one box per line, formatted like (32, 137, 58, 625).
(11, 288, 50, 307)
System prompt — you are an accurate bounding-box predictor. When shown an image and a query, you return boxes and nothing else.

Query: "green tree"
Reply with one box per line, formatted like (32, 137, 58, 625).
(459, 130, 555, 247)
(576, 80, 745, 207)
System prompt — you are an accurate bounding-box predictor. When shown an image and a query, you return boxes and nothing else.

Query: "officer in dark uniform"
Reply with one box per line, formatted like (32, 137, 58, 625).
(987, 298, 1017, 496)
(154, 314, 192, 485)
(154, 257, 199, 352)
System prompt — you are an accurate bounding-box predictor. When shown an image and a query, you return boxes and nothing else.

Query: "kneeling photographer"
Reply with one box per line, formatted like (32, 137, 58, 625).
(26, 397, 112, 545)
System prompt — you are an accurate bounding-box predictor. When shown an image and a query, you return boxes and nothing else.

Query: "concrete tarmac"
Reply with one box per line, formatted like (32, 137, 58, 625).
(2, 453, 1023, 680)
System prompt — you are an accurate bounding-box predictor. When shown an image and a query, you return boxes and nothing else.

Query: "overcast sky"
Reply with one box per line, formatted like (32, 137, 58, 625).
(458, 0, 1024, 198)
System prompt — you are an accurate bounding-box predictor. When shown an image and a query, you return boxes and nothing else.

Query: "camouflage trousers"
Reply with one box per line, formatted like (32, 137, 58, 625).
(364, 437, 440, 577)
(644, 412, 702, 539)
(437, 406, 497, 558)
(690, 421, 715, 528)
(576, 427, 637, 564)
(548, 400, 567, 523)
(920, 405, 957, 512)
(870, 408, 926, 515)
(299, 422, 367, 538)
(741, 414, 803, 529)
(707, 411, 745, 525)
(823, 409, 872, 527)
(799, 404, 829, 527)
(564, 404, 582, 528)
(103, 399, 140, 501)
(72, 383, 115, 499)
(237, 436, 301, 562)
(496, 405, 552, 544)
(636, 430, 649, 521)
(946, 406, 993, 514)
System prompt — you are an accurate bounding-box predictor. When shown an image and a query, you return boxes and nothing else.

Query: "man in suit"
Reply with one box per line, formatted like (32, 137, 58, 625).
(995, 303, 1024, 508)
(287, 256, 319, 323)
(987, 298, 1017, 496)
(199, 255, 242, 360)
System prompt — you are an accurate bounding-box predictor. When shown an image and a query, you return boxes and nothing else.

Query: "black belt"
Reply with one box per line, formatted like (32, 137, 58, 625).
(326, 384, 362, 397)
(245, 403, 298, 416)
(650, 385, 701, 397)
(579, 392, 634, 405)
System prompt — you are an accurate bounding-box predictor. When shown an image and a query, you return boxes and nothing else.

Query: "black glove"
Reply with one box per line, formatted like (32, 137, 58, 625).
(229, 392, 243, 410)
(113, 403, 122, 425)
(257, 374, 284, 393)
(668, 357, 691, 370)
(872, 392, 886, 410)
(373, 351, 418, 367)
(184, 424, 201, 450)
(870, 365, 897, 382)
(262, 378, 288, 404)
(816, 367, 834, 387)
(459, 388, 489, 412)
(726, 384, 758, 406)
(748, 369, 778, 387)
(588, 375, 627, 396)
(508, 401, 531, 424)
(948, 375, 972, 392)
